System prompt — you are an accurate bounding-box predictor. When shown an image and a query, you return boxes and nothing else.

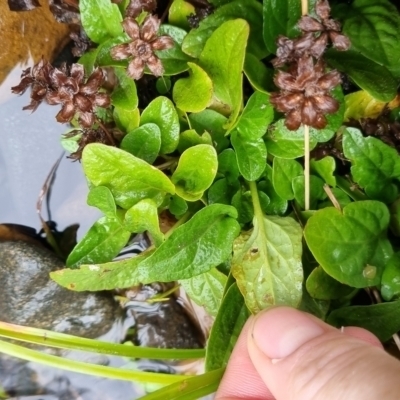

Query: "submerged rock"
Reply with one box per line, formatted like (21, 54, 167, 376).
(0, 240, 119, 339)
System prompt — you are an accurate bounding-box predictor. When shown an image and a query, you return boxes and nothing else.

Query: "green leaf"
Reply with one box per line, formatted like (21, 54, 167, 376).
(272, 158, 303, 200)
(80, 0, 123, 43)
(262, 0, 301, 54)
(113, 107, 140, 132)
(244, 52, 274, 93)
(140, 96, 180, 154)
(60, 131, 80, 153)
(208, 178, 236, 205)
(111, 67, 138, 110)
(338, 0, 400, 79)
(82, 143, 175, 209)
(258, 165, 288, 216)
(292, 175, 326, 210)
(232, 214, 303, 313)
(198, 19, 249, 126)
(66, 216, 130, 267)
(135, 204, 241, 282)
(231, 132, 267, 181)
(87, 186, 116, 217)
(325, 49, 397, 102)
(327, 301, 400, 342)
(234, 91, 274, 139)
(299, 287, 330, 320)
(169, 194, 188, 217)
(343, 128, 400, 203)
(218, 149, 240, 184)
(168, 0, 195, 30)
(171, 144, 218, 201)
(189, 110, 230, 153)
(381, 252, 400, 301)
(156, 25, 193, 76)
(120, 123, 161, 164)
(319, 187, 352, 209)
(304, 201, 391, 288)
(231, 189, 254, 224)
(390, 198, 400, 237)
(78, 49, 99, 75)
(205, 283, 249, 371)
(124, 199, 164, 247)
(180, 268, 227, 317)
(52, 252, 150, 291)
(155, 76, 171, 95)
(310, 156, 336, 187)
(173, 62, 213, 113)
(182, 0, 268, 60)
(306, 266, 354, 301)
(177, 129, 213, 153)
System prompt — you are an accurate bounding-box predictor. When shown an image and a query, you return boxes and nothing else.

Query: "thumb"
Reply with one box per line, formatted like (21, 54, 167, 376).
(248, 306, 400, 400)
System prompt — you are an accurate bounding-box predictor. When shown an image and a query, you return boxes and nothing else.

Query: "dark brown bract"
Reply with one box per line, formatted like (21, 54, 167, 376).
(125, 0, 157, 18)
(46, 64, 110, 127)
(270, 56, 341, 130)
(12, 60, 110, 128)
(110, 15, 174, 80)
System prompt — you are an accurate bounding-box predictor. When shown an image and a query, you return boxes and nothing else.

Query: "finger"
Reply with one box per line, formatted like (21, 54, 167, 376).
(247, 306, 400, 400)
(215, 317, 274, 400)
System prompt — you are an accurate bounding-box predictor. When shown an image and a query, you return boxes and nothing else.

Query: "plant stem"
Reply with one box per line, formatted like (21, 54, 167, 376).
(0, 339, 187, 385)
(304, 124, 310, 211)
(301, 0, 308, 15)
(165, 212, 191, 240)
(0, 321, 205, 360)
(138, 368, 225, 400)
(323, 184, 341, 211)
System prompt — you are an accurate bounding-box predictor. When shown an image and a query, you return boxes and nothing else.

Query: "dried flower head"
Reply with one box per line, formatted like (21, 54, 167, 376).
(46, 64, 111, 127)
(110, 16, 174, 80)
(270, 56, 341, 130)
(298, 0, 350, 53)
(125, 0, 157, 18)
(11, 58, 54, 112)
(70, 27, 93, 57)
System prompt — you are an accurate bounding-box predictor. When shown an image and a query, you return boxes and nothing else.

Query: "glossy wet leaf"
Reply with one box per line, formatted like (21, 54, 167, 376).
(258, 165, 288, 216)
(120, 123, 161, 164)
(113, 107, 140, 133)
(327, 301, 400, 342)
(189, 110, 230, 153)
(171, 144, 218, 201)
(111, 67, 138, 111)
(172, 62, 213, 113)
(80, 0, 123, 43)
(66, 215, 130, 267)
(381, 253, 400, 301)
(180, 268, 227, 317)
(325, 49, 397, 102)
(168, 0, 195, 30)
(306, 266, 354, 301)
(198, 19, 249, 126)
(87, 186, 116, 217)
(177, 129, 212, 153)
(156, 25, 192, 76)
(293, 175, 326, 210)
(208, 178, 236, 205)
(182, 0, 267, 60)
(336, 0, 400, 78)
(205, 283, 249, 371)
(304, 201, 390, 288)
(343, 128, 400, 203)
(53, 252, 150, 291)
(272, 158, 303, 200)
(140, 96, 180, 154)
(244, 53, 274, 93)
(169, 194, 188, 218)
(135, 204, 241, 283)
(231, 131, 267, 181)
(232, 215, 303, 313)
(310, 157, 336, 187)
(125, 199, 164, 247)
(82, 144, 175, 209)
(218, 149, 240, 184)
(263, 0, 301, 53)
(234, 91, 274, 139)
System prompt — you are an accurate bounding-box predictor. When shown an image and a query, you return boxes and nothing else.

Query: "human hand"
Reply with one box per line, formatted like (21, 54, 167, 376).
(215, 306, 400, 400)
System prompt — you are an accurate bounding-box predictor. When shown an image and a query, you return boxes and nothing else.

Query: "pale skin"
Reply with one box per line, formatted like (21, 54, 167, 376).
(215, 306, 400, 400)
